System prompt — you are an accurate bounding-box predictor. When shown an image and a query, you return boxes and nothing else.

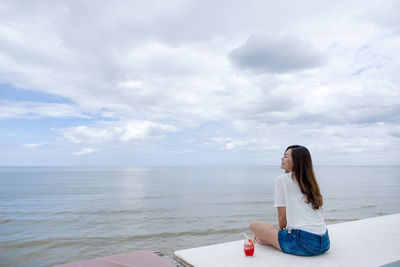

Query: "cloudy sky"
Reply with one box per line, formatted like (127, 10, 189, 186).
(0, 0, 399, 166)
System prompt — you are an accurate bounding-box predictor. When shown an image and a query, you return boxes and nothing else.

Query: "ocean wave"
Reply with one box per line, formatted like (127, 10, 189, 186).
(219, 200, 273, 206)
(326, 205, 377, 212)
(325, 218, 359, 224)
(0, 218, 12, 224)
(2, 227, 246, 253)
(2, 238, 54, 250)
(126, 227, 247, 241)
(2, 208, 166, 217)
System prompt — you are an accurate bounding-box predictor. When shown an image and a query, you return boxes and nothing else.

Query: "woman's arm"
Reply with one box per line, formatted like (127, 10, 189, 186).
(277, 207, 287, 229)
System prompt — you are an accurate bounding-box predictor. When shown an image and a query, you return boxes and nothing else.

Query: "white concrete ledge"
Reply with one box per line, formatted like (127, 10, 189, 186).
(174, 214, 400, 267)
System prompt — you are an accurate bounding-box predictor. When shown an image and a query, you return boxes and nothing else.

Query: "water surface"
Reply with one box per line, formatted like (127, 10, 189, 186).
(1, 166, 399, 266)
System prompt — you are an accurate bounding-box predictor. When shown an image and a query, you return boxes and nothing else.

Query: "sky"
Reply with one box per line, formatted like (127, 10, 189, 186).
(0, 0, 399, 166)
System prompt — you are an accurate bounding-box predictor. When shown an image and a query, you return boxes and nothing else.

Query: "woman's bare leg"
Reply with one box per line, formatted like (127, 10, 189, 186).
(254, 236, 272, 246)
(249, 221, 281, 250)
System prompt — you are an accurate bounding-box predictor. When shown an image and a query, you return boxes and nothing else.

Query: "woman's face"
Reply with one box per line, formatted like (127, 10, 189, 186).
(281, 149, 294, 172)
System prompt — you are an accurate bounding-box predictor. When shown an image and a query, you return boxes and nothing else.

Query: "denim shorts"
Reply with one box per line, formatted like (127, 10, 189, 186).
(278, 228, 330, 256)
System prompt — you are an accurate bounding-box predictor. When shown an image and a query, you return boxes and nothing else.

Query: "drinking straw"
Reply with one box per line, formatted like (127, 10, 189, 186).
(242, 233, 257, 244)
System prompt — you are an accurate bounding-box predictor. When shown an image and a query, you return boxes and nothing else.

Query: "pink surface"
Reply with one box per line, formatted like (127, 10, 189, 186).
(53, 250, 175, 267)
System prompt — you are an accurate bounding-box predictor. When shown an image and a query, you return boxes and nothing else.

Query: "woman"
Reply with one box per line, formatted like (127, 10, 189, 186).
(250, 145, 330, 256)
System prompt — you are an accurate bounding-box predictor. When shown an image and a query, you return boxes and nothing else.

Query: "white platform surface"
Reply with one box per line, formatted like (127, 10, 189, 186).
(174, 214, 400, 267)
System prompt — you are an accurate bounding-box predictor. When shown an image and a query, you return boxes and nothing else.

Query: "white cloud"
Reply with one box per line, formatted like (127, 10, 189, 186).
(210, 121, 400, 165)
(229, 34, 325, 73)
(72, 148, 96, 156)
(61, 120, 179, 149)
(23, 143, 40, 148)
(0, 100, 86, 119)
(62, 126, 112, 145)
(0, 0, 399, 165)
(213, 137, 278, 151)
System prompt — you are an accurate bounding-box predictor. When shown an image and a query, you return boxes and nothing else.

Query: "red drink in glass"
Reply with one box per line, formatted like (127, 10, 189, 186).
(244, 239, 254, 256)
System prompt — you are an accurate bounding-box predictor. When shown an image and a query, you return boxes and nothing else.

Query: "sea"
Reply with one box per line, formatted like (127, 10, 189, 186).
(0, 166, 399, 266)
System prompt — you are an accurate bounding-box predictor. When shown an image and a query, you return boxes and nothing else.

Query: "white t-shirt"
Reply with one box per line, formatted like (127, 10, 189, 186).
(274, 172, 326, 235)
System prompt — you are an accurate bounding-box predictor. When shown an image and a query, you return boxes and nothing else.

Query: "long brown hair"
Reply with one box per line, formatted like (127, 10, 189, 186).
(286, 145, 323, 210)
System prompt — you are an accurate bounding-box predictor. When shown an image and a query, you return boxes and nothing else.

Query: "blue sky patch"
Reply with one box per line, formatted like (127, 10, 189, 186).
(0, 83, 73, 104)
